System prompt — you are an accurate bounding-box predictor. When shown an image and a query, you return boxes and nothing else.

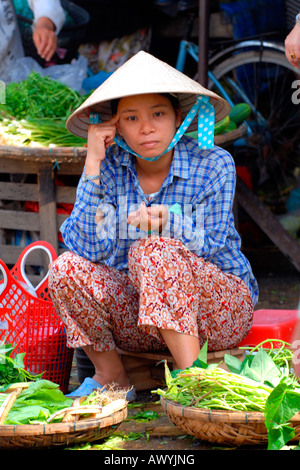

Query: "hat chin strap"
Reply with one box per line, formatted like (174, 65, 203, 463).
(89, 96, 215, 162)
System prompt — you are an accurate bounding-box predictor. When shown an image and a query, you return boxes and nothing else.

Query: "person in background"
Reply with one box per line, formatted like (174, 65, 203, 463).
(27, 0, 65, 62)
(285, 4, 300, 377)
(285, 9, 300, 68)
(14, 0, 65, 62)
(293, 318, 300, 378)
(0, 0, 65, 83)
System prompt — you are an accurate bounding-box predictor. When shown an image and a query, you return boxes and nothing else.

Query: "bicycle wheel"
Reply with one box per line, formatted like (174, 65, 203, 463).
(209, 49, 300, 213)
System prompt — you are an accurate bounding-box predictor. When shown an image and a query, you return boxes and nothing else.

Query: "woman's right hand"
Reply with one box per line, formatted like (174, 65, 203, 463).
(285, 22, 300, 68)
(85, 114, 119, 175)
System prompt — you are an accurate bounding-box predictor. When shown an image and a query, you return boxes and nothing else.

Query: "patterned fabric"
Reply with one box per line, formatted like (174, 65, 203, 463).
(60, 136, 259, 305)
(49, 237, 254, 353)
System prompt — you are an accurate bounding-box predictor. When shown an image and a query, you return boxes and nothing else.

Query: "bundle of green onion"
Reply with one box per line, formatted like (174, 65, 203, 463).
(0, 118, 86, 147)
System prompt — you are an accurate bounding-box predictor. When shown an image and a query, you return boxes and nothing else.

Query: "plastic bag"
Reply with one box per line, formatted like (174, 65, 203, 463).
(0, 0, 25, 84)
(5, 54, 88, 91)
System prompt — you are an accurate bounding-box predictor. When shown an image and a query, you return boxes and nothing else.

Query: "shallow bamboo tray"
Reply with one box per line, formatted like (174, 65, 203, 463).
(0, 403, 127, 449)
(0, 143, 86, 163)
(160, 396, 300, 446)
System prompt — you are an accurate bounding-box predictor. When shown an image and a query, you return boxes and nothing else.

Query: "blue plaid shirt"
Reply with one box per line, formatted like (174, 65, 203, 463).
(60, 136, 258, 304)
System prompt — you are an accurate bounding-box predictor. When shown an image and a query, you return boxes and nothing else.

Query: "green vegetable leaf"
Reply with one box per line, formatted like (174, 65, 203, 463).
(18, 379, 71, 403)
(265, 378, 300, 449)
(131, 410, 159, 422)
(4, 405, 51, 425)
(267, 424, 295, 451)
(193, 340, 208, 367)
(164, 361, 173, 385)
(0, 341, 14, 357)
(224, 353, 243, 374)
(4, 380, 73, 424)
(12, 352, 26, 370)
(239, 349, 281, 387)
(265, 378, 300, 430)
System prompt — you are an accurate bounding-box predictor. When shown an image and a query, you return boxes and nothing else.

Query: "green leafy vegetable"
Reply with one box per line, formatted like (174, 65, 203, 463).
(128, 410, 160, 422)
(0, 72, 89, 147)
(0, 72, 85, 120)
(264, 378, 300, 450)
(2, 380, 73, 424)
(0, 340, 42, 389)
(237, 349, 282, 387)
(0, 341, 72, 425)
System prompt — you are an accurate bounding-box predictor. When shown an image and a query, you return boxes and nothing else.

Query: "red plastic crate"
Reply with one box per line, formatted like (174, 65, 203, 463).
(0, 241, 73, 393)
(238, 309, 299, 348)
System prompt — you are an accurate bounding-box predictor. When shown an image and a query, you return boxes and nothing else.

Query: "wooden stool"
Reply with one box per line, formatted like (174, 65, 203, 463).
(117, 348, 244, 391)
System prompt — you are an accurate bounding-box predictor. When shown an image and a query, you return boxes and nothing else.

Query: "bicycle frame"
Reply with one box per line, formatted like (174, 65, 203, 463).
(176, 39, 245, 106)
(175, 39, 251, 139)
(175, 37, 285, 136)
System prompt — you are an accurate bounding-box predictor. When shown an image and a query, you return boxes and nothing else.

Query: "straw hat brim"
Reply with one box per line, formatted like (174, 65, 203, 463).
(67, 51, 230, 139)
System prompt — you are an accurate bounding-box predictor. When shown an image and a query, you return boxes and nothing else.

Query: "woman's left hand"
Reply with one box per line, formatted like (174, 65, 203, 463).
(127, 202, 168, 234)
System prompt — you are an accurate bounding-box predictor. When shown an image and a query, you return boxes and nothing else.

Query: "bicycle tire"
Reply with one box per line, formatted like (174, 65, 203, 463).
(209, 39, 286, 67)
(209, 49, 300, 212)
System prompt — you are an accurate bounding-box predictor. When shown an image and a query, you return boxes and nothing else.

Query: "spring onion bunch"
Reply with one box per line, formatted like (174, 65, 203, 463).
(0, 117, 86, 147)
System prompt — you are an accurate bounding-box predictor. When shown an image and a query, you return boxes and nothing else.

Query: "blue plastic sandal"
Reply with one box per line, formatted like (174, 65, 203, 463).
(67, 377, 137, 402)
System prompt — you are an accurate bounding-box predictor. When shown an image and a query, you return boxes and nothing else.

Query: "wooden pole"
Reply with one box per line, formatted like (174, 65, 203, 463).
(198, 0, 209, 86)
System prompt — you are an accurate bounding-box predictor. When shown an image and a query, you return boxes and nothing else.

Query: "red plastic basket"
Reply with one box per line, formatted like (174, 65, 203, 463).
(0, 241, 73, 393)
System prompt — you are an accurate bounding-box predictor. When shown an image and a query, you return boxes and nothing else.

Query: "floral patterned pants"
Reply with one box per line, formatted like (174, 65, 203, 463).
(48, 237, 253, 353)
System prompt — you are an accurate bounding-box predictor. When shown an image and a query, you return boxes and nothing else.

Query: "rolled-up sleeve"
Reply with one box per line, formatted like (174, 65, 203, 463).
(28, 0, 66, 33)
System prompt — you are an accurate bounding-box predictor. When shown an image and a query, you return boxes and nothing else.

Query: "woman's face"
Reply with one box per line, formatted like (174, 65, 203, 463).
(116, 93, 181, 160)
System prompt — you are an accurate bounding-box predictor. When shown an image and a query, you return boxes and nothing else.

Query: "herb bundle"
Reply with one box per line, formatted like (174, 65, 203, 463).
(0, 72, 88, 147)
(0, 72, 85, 120)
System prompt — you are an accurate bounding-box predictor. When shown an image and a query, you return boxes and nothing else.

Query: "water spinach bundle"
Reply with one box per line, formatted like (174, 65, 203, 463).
(155, 340, 300, 450)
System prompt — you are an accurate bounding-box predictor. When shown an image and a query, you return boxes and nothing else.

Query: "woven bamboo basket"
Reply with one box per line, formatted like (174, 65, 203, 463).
(0, 404, 127, 449)
(214, 123, 247, 147)
(160, 396, 300, 446)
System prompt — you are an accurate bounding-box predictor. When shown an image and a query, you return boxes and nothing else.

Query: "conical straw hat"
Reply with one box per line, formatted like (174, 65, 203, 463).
(67, 51, 230, 139)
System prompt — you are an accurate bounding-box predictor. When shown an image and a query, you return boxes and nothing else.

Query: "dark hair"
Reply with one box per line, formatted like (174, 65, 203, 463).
(110, 93, 180, 115)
